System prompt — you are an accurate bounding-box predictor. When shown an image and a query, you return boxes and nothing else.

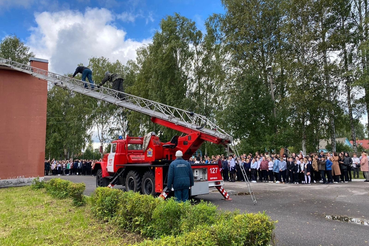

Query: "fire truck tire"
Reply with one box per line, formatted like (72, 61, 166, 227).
(141, 171, 155, 196)
(96, 169, 110, 187)
(125, 170, 141, 192)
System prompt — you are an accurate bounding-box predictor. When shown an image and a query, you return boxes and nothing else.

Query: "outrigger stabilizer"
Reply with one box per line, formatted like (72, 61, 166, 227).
(158, 186, 232, 201)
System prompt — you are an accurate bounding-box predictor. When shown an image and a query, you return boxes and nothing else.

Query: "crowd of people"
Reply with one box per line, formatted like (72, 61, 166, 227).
(44, 151, 369, 184)
(189, 151, 369, 184)
(44, 159, 98, 176)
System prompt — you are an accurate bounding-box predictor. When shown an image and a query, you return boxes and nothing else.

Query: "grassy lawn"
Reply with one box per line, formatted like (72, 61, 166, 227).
(0, 186, 143, 246)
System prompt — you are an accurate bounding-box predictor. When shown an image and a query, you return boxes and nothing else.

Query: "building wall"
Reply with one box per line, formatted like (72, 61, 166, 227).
(0, 60, 48, 186)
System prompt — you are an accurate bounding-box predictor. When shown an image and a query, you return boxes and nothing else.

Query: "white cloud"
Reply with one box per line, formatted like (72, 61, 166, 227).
(117, 11, 140, 23)
(145, 11, 154, 24)
(27, 7, 151, 74)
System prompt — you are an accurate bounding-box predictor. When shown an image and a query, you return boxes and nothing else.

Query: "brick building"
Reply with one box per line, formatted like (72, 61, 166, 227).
(0, 58, 48, 187)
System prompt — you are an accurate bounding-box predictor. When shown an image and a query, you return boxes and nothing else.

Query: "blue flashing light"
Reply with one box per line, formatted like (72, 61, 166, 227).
(118, 135, 123, 140)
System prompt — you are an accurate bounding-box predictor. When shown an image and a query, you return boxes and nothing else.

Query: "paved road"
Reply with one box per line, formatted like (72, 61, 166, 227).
(45, 175, 369, 246)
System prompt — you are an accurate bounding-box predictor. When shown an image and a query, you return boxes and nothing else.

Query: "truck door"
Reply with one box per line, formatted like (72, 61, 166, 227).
(107, 143, 117, 173)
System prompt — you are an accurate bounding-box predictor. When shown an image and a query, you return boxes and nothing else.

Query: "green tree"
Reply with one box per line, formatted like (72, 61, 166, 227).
(88, 57, 127, 146)
(128, 13, 202, 141)
(216, 0, 287, 152)
(0, 35, 34, 63)
(46, 87, 94, 159)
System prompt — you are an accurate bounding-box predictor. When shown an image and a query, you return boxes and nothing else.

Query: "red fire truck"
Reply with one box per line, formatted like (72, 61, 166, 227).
(93, 117, 232, 200)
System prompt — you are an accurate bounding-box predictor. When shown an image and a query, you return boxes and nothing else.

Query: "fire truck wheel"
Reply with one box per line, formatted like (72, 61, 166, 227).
(125, 170, 141, 192)
(96, 169, 110, 187)
(141, 171, 155, 196)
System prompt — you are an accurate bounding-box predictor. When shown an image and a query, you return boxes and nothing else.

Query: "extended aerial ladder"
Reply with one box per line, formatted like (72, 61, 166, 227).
(0, 57, 256, 204)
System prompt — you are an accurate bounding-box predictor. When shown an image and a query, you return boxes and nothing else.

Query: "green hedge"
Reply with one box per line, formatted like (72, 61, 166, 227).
(90, 188, 275, 245)
(114, 191, 160, 235)
(38, 178, 86, 206)
(139, 212, 275, 246)
(90, 187, 124, 221)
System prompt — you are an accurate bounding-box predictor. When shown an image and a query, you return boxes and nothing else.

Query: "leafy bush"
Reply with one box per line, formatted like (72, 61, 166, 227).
(89, 188, 275, 245)
(211, 212, 275, 246)
(90, 187, 124, 221)
(31, 177, 45, 189)
(180, 200, 217, 233)
(45, 178, 70, 199)
(149, 198, 186, 237)
(114, 191, 161, 234)
(139, 212, 275, 246)
(68, 183, 86, 206)
(44, 178, 86, 206)
(139, 225, 216, 246)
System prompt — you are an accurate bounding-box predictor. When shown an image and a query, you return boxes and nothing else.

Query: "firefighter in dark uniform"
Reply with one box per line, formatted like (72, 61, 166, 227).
(98, 71, 125, 99)
(166, 150, 194, 202)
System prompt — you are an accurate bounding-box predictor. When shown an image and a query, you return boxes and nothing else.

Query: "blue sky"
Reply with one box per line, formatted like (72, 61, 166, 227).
(0, 0, 225, 74)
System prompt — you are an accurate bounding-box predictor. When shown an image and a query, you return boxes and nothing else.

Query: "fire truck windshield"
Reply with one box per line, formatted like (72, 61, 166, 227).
(127, 144, 143, 150)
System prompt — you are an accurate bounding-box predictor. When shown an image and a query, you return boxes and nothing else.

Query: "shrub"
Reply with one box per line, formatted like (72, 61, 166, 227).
(114, 191, 161, 235)
(68, 183, 86, 206)
(211, 212, 275, 246)
(139, 225, 216, 246)
(44, 178, 86, 206)
(149, 198, 187, 237)
(180, 200, 217, 233)
(90, 187, 124, 221)
(31, 177, 45, 189)
(45, 178, 70, 199)
(88, 187, 275, 245)
(138, 211, 275, 246)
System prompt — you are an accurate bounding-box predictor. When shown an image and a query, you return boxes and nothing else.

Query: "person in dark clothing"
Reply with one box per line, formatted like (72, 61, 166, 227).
(244, 157, 251, 181)
(222, 157, 229, 181)
(342, 152, 352, 183)
(293, 159, 300, 184)
(82, 161, 87, 175)
(98, 72, 125, 99)
(73, 160, 78, 175)
(44, 159, 50, 176)
(318, 157, 327, 184)
(87, 160, 92, 175)
(287, 157, 295, 184)
(236, 158, 243, 181)
(72, 66, 94, 89)
(166, 150, 194, 202)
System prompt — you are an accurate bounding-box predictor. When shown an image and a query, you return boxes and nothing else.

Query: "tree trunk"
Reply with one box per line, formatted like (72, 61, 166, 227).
(330, 112, 336, 153)
(341, 14, 358, 153)
(302, 115, 306, 155)
(323, 41, 336, 152)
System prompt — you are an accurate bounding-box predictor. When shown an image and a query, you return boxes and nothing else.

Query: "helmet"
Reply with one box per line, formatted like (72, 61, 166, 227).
(175, 150, 183, 157)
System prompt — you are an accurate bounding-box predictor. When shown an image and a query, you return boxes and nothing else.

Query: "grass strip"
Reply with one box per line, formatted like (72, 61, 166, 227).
(0, 186, 143, 246)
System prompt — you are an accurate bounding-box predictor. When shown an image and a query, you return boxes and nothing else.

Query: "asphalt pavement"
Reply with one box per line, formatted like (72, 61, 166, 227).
(44, 175, 369, 246)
